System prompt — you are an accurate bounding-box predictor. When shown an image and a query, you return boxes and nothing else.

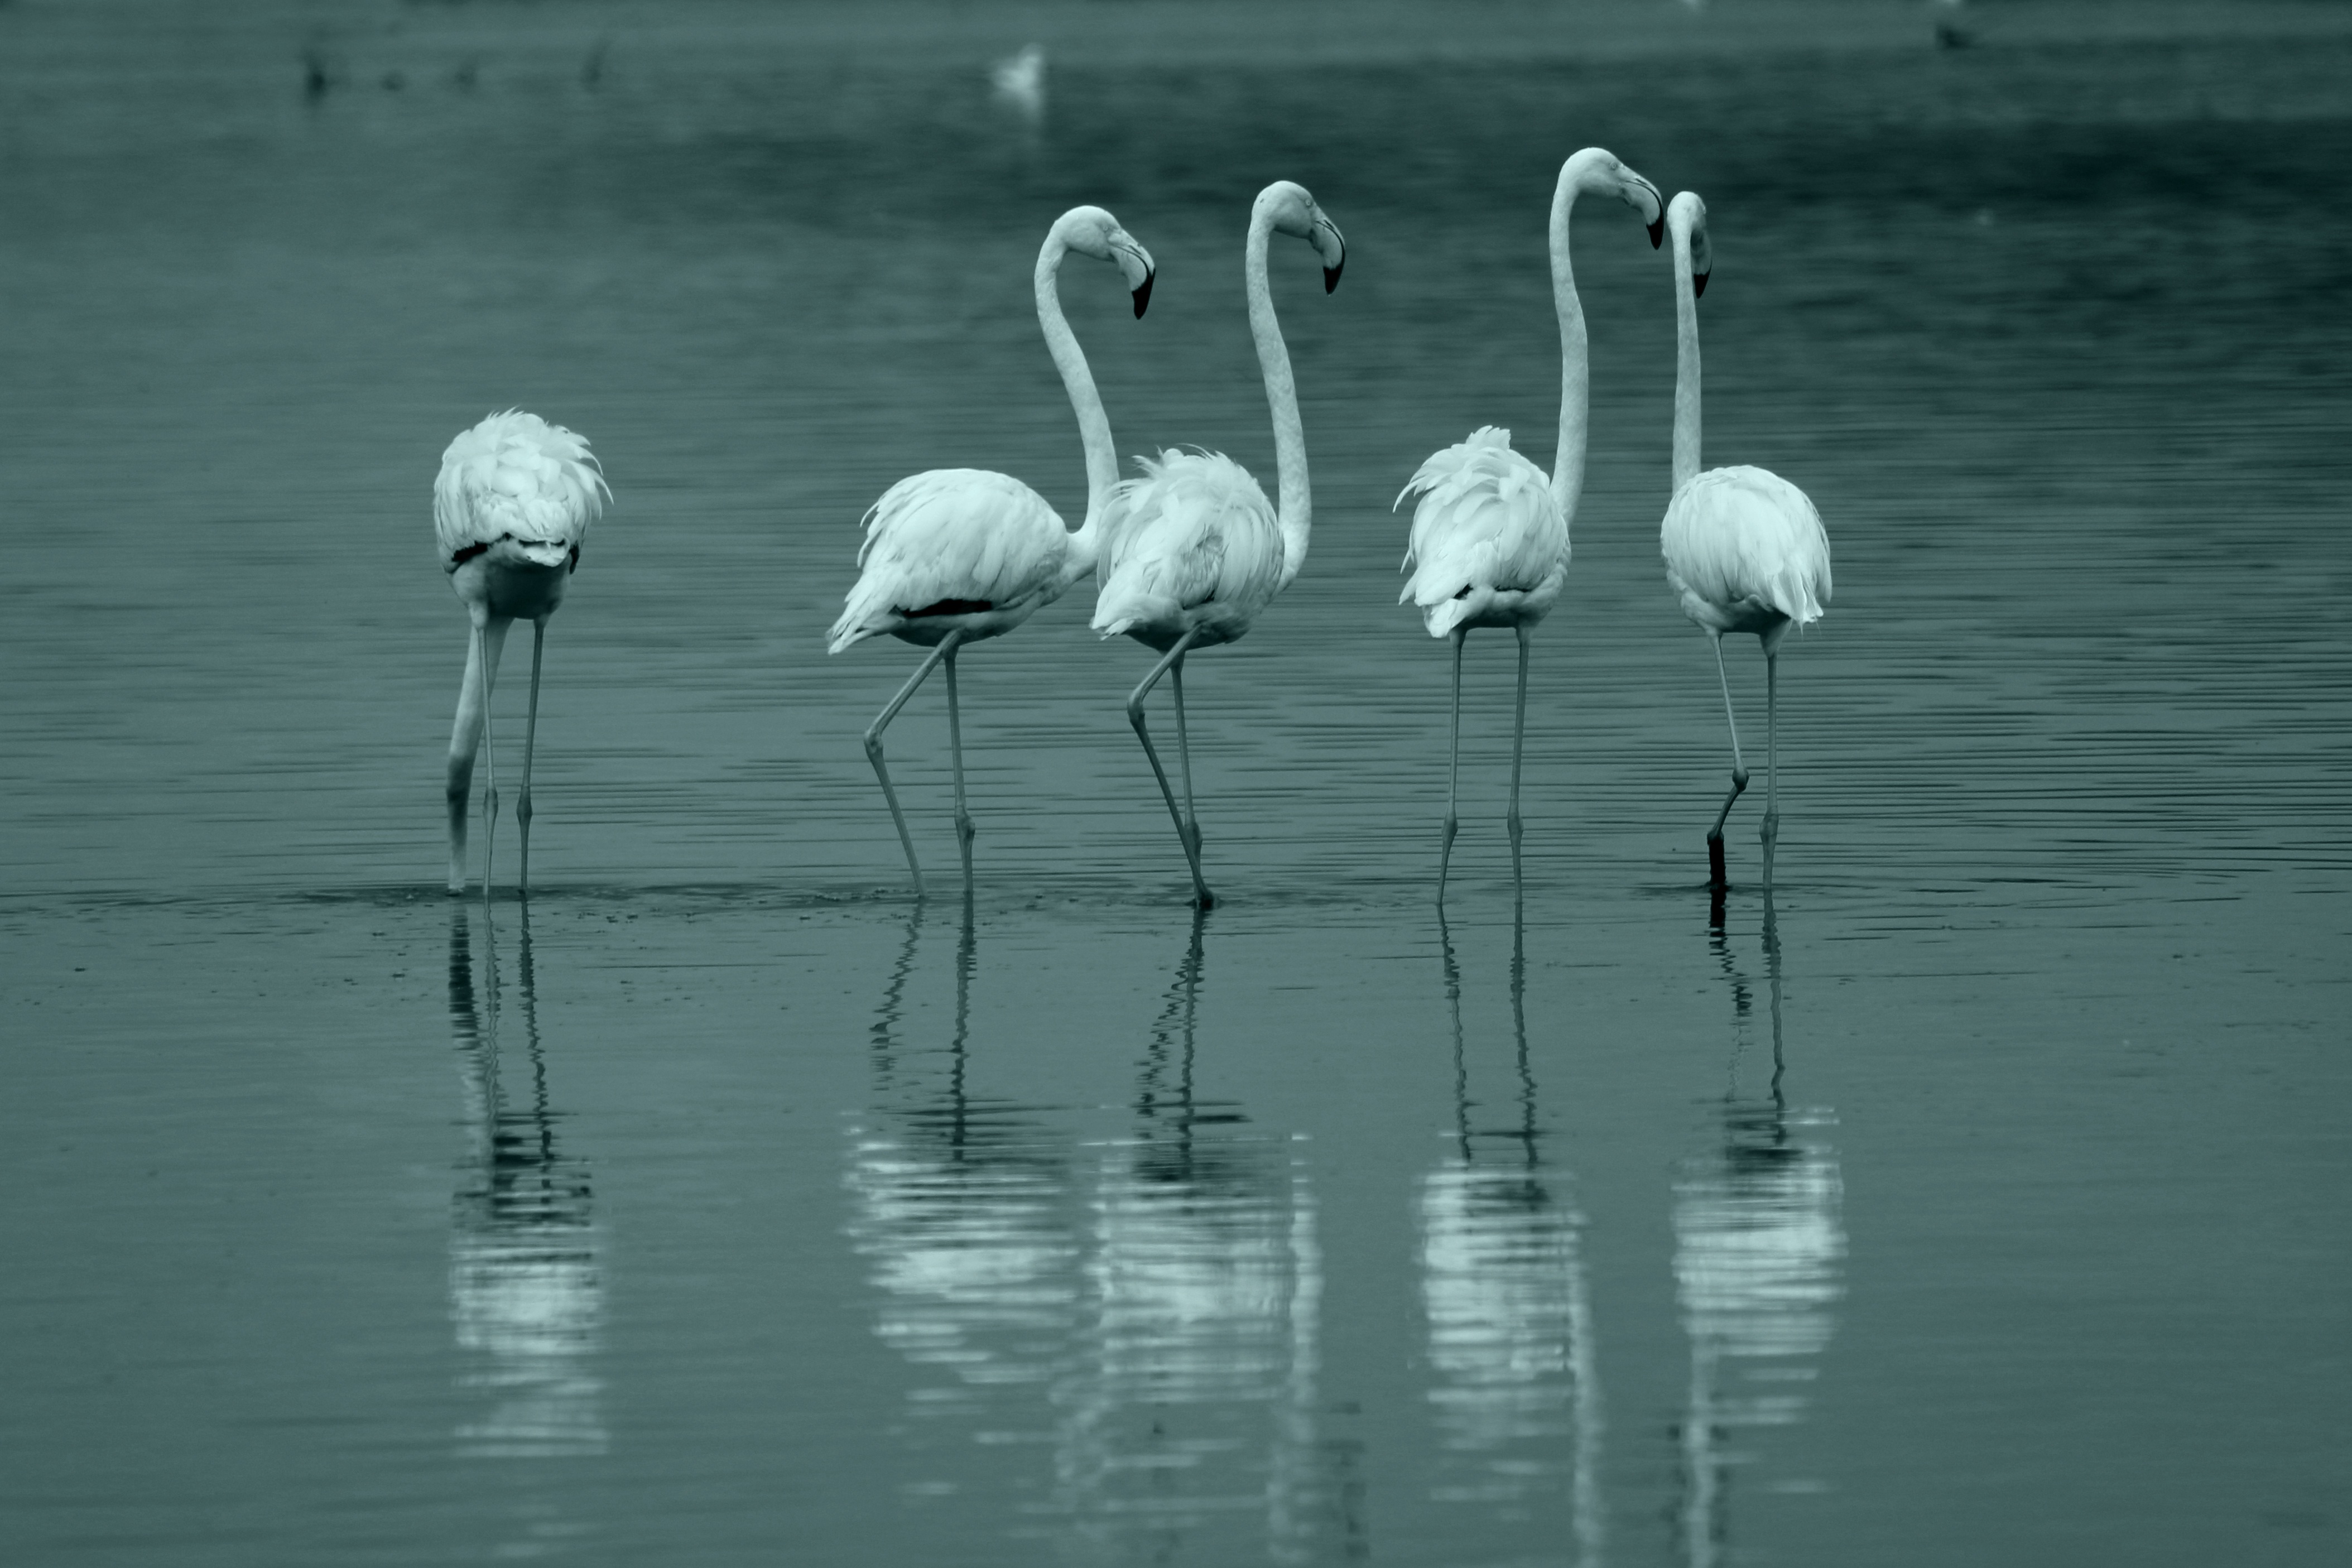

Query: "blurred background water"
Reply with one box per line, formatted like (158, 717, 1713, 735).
(2, 1, 2348, 1564)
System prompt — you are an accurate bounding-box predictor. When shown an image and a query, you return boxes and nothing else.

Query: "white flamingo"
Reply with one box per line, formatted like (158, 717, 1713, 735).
(1397, 148, 1662, 898)
(436, 411, 609, 896)
(1091, 180, 1344, 910)
(1658, 193, 1833, 890)
(830, 206, 1156, 894)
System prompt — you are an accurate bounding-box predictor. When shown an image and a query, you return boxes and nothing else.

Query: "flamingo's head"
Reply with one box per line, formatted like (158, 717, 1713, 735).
(1256, 180, 1346, 292)
(1562, 147, 1667, 248)
(1054, 205, 1156, 317)
(1668, 191, 1711, 298)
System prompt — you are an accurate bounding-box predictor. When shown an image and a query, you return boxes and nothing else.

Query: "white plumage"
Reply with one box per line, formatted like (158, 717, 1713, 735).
(434, 410, 606, 574)
(1092, 180, 1345, 910)
(435, 410, 610, 897)
(1398, 149, 1663, 898)
(1657, 190, 1833, 891)
(1661, 466, 1830, 638)
(1395, 426, 1567, 639)
(829, 469, 1081, 656)
(834, 205, 1156, 894)
(1091, 449, 1283, 648)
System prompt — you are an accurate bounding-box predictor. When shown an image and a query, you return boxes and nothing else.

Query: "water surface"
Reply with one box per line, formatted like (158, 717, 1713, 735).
(3, 2, 2348, 1563)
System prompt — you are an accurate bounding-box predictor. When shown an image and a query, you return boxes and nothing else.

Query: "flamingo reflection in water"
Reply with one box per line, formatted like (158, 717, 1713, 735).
(1673, 898, 1845, 1567)
(1418, 898, 1605, 1557)
(446, 904, 607, 1464)
(841, 901, 1077, 1436)
(1056, 915, 1334, 1562)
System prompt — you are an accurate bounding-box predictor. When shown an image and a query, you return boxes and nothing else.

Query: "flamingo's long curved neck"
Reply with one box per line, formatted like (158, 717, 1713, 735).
(1035, 233, 1117, 561)
(1670, 221, 1702, 497)
(1548, 163, 1593, 520)
(1245, 208, 1311, 589)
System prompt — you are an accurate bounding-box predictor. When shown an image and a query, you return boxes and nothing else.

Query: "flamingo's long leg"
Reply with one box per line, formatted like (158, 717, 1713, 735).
(446, 629, 488, 893)
(468, 621, 506, 902)
(1437, 627, 1465, 903)
(1760, 645, 1779, 883)
(942, 640, 975, 886)
(516, 619, 547, 896)
(864, 630, 964, 897)
(1169, 652, 1200, 862)
(1508, 621, 1531, 870)
(1706, 632, 1750, 892)
(1126, 627, 1211, 908)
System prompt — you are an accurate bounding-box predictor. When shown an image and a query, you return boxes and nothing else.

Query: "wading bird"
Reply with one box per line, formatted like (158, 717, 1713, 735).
(1091, 181, 1344, 909)
(436, 411, 609, 896)
(1397, 148, 1662, 900)
(1657, 193, 1832, 891)
(830, 206, 1155, 894)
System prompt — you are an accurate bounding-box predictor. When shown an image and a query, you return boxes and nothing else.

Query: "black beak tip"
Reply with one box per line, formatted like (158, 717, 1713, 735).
(1323, 262, 1343, 294)
(1692, 268, 1710, 299)
(1132, 270, 1154, 318)
(1647, 214, 1666, 249)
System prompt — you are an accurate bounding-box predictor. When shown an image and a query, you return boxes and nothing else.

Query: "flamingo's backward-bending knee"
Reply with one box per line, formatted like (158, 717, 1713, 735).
(1127, 627, 1212, 910)
(1170, 653, 1202, 863)
(1706, 632, 1750, 892)
(864, 630, 965, 897)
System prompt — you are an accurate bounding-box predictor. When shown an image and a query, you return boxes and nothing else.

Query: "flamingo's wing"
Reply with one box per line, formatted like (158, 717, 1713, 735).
(1395, 427, 1569, 637)
(434, 410, 608, 571)
(828, 469, 1067, 653)
(1660, 465, 1831, 626)
(1091, 450, 1281, 636)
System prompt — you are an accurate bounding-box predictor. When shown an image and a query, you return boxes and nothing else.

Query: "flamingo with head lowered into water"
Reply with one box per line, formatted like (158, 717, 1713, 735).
(436, 410, 609, 897)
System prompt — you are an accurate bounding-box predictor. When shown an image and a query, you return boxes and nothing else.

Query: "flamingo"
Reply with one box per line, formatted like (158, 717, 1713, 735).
(829, 205, 1156, 894)
(1091, 180, 1344, 910)
(1658, 193, 1833, 891)
(436, 411, 609, 896)
(1397, 148, 1663, 899)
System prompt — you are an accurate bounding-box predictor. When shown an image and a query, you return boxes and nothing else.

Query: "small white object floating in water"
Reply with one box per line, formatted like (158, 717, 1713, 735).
(990, 44, 1045, 119)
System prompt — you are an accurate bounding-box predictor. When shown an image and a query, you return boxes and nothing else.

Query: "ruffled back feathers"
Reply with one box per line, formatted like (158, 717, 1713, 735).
(1091, 450, 1282, 638)
(434, 410, 608, 569)
(1394, 427, 1569, 637)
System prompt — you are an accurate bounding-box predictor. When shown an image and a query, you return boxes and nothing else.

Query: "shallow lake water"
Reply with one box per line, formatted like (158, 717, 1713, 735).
(3, 2, 2349, 1564)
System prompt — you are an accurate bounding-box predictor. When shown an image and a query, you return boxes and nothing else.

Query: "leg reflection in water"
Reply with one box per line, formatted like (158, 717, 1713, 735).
(447, 902, 607, 1464)
(1057, 911, 1332, 1564)
(1674, 894, 1845, 1567)
(840, 895, 1076, 1432)
(1419, 894, 1605, 1560)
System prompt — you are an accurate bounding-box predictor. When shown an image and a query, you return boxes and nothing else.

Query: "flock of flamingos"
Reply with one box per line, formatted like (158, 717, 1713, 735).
(429, 147, 1833, 911)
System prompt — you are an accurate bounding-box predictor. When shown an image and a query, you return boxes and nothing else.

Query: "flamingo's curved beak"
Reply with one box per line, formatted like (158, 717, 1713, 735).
(1132, 266, 1155, 318)
(1692, 267, 1710, 299)
(1312, 214, 1346, 293)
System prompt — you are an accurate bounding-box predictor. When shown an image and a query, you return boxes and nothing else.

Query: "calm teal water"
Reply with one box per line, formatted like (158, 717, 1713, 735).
(3, 3, 2348, 1564)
